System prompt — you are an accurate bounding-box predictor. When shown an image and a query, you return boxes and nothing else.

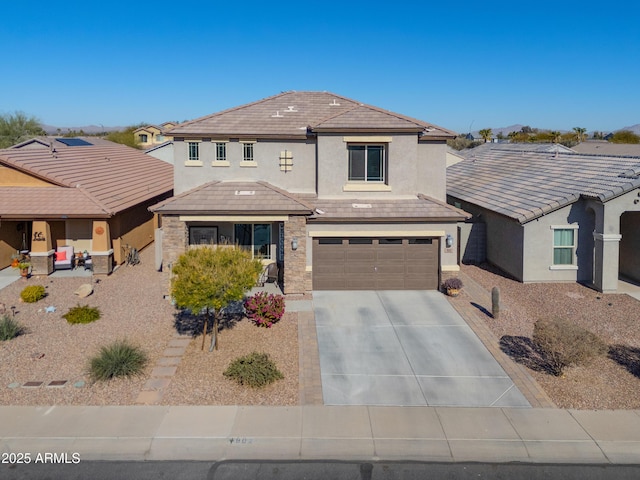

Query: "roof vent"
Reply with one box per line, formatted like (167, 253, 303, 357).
(235, 190, 255, 196)
(352, 203, 372, 209)
(285, 106, 297, 112)
(271, 111, 283, 118)
(314, 208, 325, 215)
(329, 99, 340, 106)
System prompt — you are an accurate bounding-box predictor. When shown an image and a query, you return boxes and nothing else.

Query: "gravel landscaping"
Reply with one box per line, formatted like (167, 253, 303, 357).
(0, 246, 298, 406)
(460, 263, 640, 410)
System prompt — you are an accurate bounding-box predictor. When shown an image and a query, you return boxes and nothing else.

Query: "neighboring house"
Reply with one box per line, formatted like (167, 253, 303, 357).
(572, 140, 640, 157)
(145, 141, 174, 164)
(10, 136, 116, 149)
(134, 122, 178, 148)
(0, 143, 173, 274)
(151, 91, 469, 294)
(457, 142, 575, 160)
(446, 147, 465, 167)
(447, 146, 640, 293)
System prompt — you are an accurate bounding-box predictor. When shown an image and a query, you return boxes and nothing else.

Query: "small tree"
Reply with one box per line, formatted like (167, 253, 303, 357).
(171, 246, 263, 351)
(478, 128, 492, 143)
(0, 111, 46, 148)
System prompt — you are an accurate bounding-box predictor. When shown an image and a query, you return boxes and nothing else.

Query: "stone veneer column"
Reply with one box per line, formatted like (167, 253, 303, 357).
(161, 215, 188, 293)
(29, 221, 54, 275)
(283, 216, 310, 295)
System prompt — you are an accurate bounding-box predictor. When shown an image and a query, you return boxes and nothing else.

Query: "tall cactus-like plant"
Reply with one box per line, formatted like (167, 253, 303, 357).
(491, 286, 500, 319)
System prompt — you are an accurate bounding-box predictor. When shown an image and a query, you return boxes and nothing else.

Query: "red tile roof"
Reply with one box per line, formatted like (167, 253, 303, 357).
(0, 144, 173, 218)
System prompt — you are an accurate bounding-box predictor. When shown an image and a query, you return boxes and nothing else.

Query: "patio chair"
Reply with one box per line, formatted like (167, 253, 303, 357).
(54, 246, 74, 270)
(266, 262, 278, 285)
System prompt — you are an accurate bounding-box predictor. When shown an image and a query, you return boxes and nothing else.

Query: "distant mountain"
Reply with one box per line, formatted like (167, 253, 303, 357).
(41, 124, 124, 135)
(620, 124, 640, 135)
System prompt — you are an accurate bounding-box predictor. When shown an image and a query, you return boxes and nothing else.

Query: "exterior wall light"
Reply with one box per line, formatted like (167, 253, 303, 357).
(445, 234, 454, 248)
(291, 237, 298, 250)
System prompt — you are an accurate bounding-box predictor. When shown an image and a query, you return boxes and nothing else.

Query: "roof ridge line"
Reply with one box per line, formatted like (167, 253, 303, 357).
(256, 181, 315, 211)
(166, 92, 293, 133)
(75, 185, 113, 216)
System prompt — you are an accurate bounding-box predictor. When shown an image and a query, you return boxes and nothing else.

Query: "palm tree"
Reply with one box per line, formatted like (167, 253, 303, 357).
(573, 127, 587, 143)
(550, 131, 562, 143)
(478, 128, 493, 143)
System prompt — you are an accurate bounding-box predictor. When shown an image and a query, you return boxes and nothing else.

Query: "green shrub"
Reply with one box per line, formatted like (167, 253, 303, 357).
(89, 340, 148, 381)
(20, 285, 46, 303)
(63, 304, 101, 324)
(533, 318, 608, 376)
(0, 314, 25, 341)
(223, 352, 284, 388)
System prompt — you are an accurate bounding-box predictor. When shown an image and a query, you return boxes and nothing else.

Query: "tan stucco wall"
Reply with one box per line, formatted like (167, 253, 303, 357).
(0, 165, 52, 186)
(0, 221, 25, 268)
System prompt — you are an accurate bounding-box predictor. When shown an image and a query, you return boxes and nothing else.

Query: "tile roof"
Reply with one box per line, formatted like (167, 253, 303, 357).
(151, 181, 314, 215)
(458, 142, 574, 159)
(0, 187, 108, 218)
(571, 141, 640, 157)
(447, 148, 640, 223)
(309, 195, 470, 222)
(0, 144, 173, 217)
(167, 91, 455, 139)
(10, 136, 116, 149)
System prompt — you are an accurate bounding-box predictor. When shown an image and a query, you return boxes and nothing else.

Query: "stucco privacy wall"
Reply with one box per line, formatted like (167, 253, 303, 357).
(305, 222, 460, 272)
(173, 139, 316, 195)
(316, 134, 446, 198)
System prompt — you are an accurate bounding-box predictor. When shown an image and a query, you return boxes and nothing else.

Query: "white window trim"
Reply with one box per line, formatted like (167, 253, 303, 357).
(549, 224, 578, 270)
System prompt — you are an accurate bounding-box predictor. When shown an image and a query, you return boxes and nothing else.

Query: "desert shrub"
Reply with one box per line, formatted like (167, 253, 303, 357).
(0, 314, 25, 341)
(245, 292, 285, 328)
(89, 340, 148, 381)
(442, 277, 463, 290)
(63, 304, 101, 324)
(20, 285, 46, 303)
(223, 352, 284, 387)
(532, 318, 608, 376)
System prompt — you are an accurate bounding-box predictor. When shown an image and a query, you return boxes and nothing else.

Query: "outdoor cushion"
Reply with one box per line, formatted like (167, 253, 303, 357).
(55, 251, 67, 261)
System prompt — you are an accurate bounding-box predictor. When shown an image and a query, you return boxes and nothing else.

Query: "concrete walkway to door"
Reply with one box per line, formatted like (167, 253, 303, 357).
(313, 290, 530, 408)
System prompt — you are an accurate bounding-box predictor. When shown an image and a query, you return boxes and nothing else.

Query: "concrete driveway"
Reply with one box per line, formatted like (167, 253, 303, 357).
(313, 290, 530, 407)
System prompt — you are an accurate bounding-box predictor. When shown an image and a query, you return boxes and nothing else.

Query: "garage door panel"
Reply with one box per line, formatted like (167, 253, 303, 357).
(313, 237, 440, 290)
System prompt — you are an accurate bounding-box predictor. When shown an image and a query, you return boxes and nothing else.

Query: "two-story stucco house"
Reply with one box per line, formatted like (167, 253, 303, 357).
(151, 91, 469, 294)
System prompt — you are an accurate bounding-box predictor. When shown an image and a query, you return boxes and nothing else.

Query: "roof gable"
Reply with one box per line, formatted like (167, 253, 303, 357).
(167, 91, 454, 138)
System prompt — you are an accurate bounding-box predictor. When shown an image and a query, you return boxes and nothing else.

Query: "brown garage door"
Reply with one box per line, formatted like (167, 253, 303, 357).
(312, 237, 439, 290)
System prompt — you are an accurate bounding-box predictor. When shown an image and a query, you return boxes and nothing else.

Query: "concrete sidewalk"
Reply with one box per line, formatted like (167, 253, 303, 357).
(1, 405, 639, 464)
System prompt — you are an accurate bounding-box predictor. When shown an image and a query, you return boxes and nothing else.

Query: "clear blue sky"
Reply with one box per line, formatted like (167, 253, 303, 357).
(2, 1, 639, 133)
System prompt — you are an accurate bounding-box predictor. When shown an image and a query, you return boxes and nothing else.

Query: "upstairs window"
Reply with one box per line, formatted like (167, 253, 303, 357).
(188, 142, 200, 161)
(348, 145, 385, 182)
(215, 142, 227, 162)
(242, 142, 254, 162)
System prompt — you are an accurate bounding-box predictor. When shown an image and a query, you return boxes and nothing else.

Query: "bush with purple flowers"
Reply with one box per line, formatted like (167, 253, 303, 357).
(245, 292, 285, 328)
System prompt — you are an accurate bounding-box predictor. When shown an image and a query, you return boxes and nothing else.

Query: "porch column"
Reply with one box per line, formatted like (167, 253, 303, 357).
(29, 221, 54, 275)
(91, 220, 114, 275)
(593, 232, 622, 292)
(283, 216, 309, 295)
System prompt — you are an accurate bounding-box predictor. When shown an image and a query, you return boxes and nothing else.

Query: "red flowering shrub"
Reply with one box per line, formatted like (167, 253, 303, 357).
(245, 292, 285, 328)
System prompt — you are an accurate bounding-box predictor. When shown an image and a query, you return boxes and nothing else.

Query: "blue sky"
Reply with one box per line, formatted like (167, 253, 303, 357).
(2, 1, 639, 133)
